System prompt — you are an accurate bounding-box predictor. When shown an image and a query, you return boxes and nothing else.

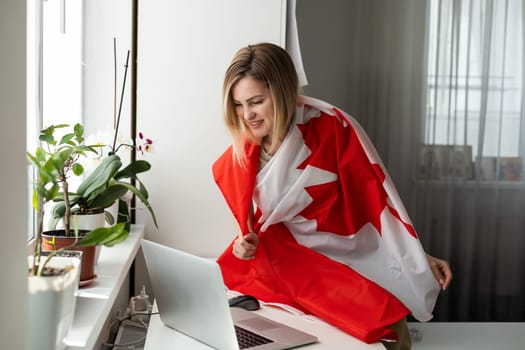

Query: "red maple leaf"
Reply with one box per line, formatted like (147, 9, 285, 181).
(296, 110, 416, 238)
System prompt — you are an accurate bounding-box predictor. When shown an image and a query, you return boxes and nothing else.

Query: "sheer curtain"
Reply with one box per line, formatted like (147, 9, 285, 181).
(416, 0, 525, 321)
(297, 0, 525, 321)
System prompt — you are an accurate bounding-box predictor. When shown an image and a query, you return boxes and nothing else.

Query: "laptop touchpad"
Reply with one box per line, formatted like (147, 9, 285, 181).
(239, 317, 279, 331)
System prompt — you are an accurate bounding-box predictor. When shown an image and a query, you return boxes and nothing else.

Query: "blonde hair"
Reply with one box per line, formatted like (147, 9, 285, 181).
(222, 42, 299, 165)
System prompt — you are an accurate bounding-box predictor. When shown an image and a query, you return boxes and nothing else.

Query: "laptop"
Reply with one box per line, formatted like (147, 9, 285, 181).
(141, 239, 318, 350)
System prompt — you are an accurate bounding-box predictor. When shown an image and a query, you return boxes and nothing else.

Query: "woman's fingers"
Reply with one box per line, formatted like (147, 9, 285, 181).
(233, 232, 259, 260)
(428, 255, 452, 291)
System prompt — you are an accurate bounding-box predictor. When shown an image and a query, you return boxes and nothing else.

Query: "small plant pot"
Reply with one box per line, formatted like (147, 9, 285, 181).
(42, 229, 98, 287)
(28, 255, 81, 350)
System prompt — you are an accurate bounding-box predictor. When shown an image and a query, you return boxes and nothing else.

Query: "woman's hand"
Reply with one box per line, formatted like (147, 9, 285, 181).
(233, 232, 259, 260)
(427, 254, 452, 291)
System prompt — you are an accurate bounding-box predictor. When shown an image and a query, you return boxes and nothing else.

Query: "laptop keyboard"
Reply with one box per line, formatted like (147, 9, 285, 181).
(235, 325, 274, 349)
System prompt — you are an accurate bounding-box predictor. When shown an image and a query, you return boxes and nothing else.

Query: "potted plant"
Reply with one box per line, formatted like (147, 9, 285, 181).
(27, 123, 129, 350)
(48, 47, 158, 234)
(28, 123, 129, 285)
(27, 253, 81, 350)
(48, 147, 158, 233)
(46, 137, 158, 271)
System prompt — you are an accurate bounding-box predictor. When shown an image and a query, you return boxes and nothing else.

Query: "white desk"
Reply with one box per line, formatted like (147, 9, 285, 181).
(408, 322, 525, 349)
(144, 301, 385, 349)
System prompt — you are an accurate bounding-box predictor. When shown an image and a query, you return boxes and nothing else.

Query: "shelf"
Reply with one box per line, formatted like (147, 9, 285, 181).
(64, 224, 145, 350)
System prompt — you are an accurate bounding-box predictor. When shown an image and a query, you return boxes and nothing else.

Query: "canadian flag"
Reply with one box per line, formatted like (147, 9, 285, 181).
(212, 96, 440, 343)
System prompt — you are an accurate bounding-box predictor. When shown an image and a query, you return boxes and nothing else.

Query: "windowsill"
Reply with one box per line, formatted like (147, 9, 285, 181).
(64, 224, 145, 350)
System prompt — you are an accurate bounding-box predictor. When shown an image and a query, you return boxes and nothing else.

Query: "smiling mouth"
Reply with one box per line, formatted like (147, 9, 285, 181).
(248, 120, 263, 128)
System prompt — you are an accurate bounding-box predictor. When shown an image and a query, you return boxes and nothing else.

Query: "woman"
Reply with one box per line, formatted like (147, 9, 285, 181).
(212, 42, 451, 349)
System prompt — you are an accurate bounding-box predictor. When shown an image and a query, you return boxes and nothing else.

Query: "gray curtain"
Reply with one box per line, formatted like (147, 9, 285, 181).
(297, 0, 525, 321)
(416, 0, 525, 321)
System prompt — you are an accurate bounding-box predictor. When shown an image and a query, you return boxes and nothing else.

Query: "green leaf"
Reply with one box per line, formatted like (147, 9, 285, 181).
(36, 182, 59, 203)
(136, 179, 150, 199)
(104, 210, 115, 225)
(52, 148, 74, 170)
(87, 184, 128, 210)
(40, 124, 68, 144)
(99, 223, 129, 246)
(76, 155, 122, 196)
(117, 199, 131, 231)
(50, 202, 66, 218)
(76, 144, 100, 155)
(31, 190, 39, 211)
(73, 123, 84, 141)
(72, 163, 84, 176)
(59, 132, 75, 146)
(116, 180, 158, 228)
(119, 200, 131, 231)
(51, 124, 70, 130)
(41, 159, 59, 181)
(35, 147, 47, 162)
(76, 223, 128, 247)
(26, 152, 38, 167)
(39, 134, 54, 144)
(114, 160, 151, 180)
(75, 227, 110, 246)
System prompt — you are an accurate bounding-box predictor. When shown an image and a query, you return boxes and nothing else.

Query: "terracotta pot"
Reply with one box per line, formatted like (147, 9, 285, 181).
(52, 211, 107, 265)
(42, 229, 97, 287)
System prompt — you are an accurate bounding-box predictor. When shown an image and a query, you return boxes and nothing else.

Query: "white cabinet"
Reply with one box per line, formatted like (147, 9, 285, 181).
(137, 0, 287, 256)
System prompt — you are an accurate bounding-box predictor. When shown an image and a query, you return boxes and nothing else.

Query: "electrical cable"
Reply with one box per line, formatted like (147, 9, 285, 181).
(102, 285, 156, 349)
(102, 310, 159, 348)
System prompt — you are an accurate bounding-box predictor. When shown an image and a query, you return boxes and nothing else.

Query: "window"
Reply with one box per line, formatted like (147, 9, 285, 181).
(26, 0, 82, 240)
(425, 0, 524, 180)
(42, 0, 82, 127)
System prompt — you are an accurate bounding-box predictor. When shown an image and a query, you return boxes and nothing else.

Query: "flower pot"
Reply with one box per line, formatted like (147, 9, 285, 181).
(42, 229, 97, 287)
(28, 255, 81, 350)
(72, 211, 106, 265)
(50, 211, 106, 231)
(72, 211, 106, 229)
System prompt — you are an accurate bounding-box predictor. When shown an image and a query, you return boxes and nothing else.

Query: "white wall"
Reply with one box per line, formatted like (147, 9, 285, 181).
(136, 0, 287, 257)
(0, 0, 28, 348)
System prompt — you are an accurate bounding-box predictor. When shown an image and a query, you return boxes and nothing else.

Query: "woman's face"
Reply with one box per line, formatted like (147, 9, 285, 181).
(232, 75, 274, 141)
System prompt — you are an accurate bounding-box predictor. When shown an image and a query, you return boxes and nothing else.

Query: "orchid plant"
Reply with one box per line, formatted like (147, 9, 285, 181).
(48, 130, 158, 231)
(49, 46, 158, 232)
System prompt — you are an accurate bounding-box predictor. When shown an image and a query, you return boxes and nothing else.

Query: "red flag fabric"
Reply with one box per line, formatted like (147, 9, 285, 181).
(212, 96, 440, 343)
